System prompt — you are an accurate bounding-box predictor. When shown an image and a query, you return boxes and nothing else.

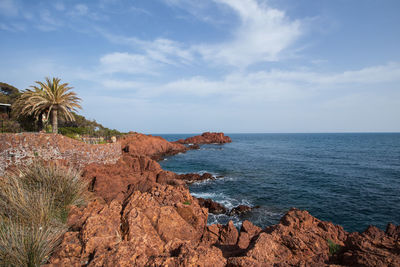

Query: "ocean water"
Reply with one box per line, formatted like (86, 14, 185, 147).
(158, 133, 400, 232)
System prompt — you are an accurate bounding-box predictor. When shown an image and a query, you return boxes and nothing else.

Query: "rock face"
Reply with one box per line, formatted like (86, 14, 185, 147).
(175, 132, 232, 145)
(8, 131, 396, 266)
(339, 224, 400, 267)
(119, 133, 187, 160)
(227, 208, 349, 266)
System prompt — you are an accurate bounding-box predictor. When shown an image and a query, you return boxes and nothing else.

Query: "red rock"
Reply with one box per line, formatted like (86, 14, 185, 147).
(339, 224, 400, 267)
(119, 133, 187, 160)
(148, 240, 227, 267)
(228, 205, 252, 216)
(11, 131, 398, 266)
(177, 172, 215, 184)
(237, 220, 262, 250)
(82, 154, 161, 203)
(175, 132, 232, 145)
(228, 208, 348, 266)
(197, 197, 227, 214)
(49, 184, 209, 266)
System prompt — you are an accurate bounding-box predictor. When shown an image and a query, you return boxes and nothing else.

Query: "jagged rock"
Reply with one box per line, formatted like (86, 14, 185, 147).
(148, 240, 227, 266)
(177, 172, 215, 184)
(49, 184, 209, 266)
(237, 220, 262, 250)
(228, 205, 252, 216)
(82, 154, 161, 202)
(175, 132, 232, 145)
(338, 225, 400, 267)
(32, 131, 400, 267)
(197, 198, 227, 214)
(228, 208, 348, 266)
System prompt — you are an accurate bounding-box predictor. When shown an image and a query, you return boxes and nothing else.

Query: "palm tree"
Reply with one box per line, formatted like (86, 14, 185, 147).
(13, 77, 82, 133)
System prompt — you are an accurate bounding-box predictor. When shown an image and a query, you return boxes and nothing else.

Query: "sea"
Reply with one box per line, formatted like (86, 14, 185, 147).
(157, 133, 400, 233)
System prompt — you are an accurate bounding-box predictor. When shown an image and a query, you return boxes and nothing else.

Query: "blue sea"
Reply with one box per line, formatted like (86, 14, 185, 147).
(157, 133, 400, 232)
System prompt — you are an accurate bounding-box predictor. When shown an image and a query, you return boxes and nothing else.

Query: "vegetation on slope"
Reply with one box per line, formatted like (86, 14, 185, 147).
(0, 80, 124, 138)
(13, 77, 82, 134)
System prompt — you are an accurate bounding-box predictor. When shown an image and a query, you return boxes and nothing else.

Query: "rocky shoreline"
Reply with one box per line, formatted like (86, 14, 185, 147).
(2, 132, 398, 266)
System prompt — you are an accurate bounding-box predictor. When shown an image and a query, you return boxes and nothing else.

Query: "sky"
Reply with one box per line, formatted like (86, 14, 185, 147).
(0, 0, 399, 133)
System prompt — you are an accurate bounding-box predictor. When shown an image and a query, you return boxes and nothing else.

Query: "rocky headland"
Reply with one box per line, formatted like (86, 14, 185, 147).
(175, 132, 232, 145)
(1, 132, 399, 266)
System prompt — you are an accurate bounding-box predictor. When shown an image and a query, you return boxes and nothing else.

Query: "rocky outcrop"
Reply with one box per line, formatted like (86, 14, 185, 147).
(82, 154, 163, 203)
(175, 132, 232, 145)
(197, 198, 227, 214)
(119, 133, 187, 160)
(177, 172, 215, 184)
(49, 198, 400, 267)
(338, 224, 400, 266)
(47, 184, 215, 266)
(6, 131, 397, 266)
(0, 133, 121, 176)
(228, 205, 253, 216)
(228, 208, 349, 266)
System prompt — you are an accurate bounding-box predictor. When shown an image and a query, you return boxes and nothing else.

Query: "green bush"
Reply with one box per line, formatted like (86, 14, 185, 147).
(0, 119, 21, 133)
(0, 161, 88, 266)
(327, 239, 342, 256)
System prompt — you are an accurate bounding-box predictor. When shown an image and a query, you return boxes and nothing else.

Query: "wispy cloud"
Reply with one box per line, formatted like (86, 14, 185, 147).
(53, 1, 65, 11)
(99, 0, 304, 70)
(0, 0, 18, 16)
(72, 4, 88, 16)
(196, 0, 303, 67)
(99, 52, 159, 75)
(35, 9, 64, 31)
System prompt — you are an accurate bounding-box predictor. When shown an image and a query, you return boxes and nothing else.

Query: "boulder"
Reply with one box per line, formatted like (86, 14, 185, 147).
(197, 198, 227, 214)
(228, 205, 252, 216)
(177, 172, 215, 184)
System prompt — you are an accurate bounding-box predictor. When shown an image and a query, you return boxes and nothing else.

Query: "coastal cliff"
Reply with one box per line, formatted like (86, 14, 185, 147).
(1, 132, 398, 266)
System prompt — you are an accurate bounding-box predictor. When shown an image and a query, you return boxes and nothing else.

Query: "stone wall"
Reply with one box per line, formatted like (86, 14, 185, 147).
(0, 133, 122, 175)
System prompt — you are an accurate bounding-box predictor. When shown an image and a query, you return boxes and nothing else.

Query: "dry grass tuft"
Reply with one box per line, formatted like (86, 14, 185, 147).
(0, 161, 88, 266)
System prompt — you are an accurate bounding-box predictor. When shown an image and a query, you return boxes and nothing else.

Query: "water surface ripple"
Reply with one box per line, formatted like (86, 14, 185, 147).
(159, 133, 400, 232)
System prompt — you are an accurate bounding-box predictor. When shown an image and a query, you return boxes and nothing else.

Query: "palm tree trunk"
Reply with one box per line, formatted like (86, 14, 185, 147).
(51, 109, 58, 133)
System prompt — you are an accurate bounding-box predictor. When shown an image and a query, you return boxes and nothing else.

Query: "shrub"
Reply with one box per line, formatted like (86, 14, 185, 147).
(327, 239, 342, 256)
(0, 161, 88, 265)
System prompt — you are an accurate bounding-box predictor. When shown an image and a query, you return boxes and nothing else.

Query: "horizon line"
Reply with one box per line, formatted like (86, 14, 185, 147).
(148, 131, 400, 135)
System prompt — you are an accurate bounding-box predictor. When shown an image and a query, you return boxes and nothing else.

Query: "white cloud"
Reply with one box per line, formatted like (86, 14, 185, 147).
(99, 52, 158, 75)
(127, 62, 400, 102)
(161, 0, 303, 67)
(196, 0, 302, 66)
(97, 29, 195, 67)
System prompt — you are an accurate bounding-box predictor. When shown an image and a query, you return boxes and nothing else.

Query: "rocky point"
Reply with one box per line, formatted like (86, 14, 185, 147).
(1, 132, 398, 266)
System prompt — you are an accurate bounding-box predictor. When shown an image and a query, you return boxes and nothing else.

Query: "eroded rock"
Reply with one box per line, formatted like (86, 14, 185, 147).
(175, 132, 232, 145)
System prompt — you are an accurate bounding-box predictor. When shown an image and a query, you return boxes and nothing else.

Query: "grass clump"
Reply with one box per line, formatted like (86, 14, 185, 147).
(0, 161, 88, 266)
(327, 239, 342, 256)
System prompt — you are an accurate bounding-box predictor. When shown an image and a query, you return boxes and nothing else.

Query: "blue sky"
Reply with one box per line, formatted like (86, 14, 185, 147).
(1, 0, 399, 133)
